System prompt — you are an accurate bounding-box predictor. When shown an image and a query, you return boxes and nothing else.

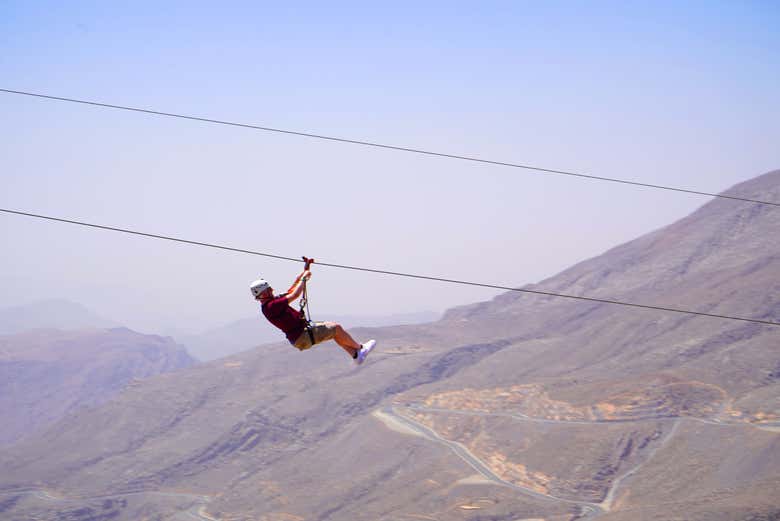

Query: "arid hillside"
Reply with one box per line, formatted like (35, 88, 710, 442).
(0, 171, 778, 521)
(0, 327, 194, 446)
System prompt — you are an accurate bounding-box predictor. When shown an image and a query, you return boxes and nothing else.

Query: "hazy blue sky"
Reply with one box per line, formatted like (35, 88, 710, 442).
(2, 1, 779, 336)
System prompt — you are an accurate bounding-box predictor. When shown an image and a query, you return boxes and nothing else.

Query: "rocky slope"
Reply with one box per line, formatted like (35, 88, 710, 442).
(0, 327, 195, 446)
(0, 171, 778, 521)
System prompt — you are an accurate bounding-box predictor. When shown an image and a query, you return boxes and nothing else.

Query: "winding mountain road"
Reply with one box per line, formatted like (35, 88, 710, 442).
(378, 404, 700, 519)
(599, 418, 681, 512)
(382, 406, 604, 519)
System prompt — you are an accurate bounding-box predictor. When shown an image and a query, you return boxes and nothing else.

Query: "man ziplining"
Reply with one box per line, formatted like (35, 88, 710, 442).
(251, 257, 377, 365)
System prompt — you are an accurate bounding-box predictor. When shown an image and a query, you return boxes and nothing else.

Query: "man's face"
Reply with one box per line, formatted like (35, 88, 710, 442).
(260, 287, 274, 300)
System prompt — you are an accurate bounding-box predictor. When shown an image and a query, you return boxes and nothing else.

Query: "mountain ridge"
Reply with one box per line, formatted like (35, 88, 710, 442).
(0, 327, 195, 447)
(1, 170, 778, 521)
(0, 299, 117, 335)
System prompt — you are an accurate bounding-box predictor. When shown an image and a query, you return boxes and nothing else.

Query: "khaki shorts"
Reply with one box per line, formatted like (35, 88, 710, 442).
(292, 322, 339, 351)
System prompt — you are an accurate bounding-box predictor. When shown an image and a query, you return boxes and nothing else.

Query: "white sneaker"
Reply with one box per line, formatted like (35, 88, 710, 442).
(355, 339, 377, 365)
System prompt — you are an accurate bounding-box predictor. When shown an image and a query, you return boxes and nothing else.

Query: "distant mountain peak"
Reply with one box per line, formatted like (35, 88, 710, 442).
(0, 299, 117, 335)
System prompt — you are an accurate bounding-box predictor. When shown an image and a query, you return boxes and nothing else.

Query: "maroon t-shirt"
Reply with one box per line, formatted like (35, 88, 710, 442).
(261, 295, 305, 343)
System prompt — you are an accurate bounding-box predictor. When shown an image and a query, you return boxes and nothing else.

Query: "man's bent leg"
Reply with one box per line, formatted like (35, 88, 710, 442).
(334, 324, 361, 357)
(315, 321, 360, 357)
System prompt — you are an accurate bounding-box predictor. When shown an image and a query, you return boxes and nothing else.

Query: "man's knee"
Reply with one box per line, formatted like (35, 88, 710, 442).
(321, 322, 343, 337)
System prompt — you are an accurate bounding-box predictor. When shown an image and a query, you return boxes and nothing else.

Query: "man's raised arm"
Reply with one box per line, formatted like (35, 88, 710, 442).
(284, 270, 311, 303)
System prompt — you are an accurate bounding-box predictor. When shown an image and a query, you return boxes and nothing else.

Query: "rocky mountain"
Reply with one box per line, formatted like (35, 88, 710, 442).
(0, 327, 195, 447)
(0, 171, 778, 521)
(0, 299, 117, 335)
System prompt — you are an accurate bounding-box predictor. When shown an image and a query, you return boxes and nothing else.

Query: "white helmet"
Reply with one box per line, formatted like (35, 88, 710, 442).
(250, 278, 271, 299)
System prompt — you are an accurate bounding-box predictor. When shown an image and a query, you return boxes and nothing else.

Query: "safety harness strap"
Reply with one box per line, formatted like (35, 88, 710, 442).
(299, 256, 316, 346)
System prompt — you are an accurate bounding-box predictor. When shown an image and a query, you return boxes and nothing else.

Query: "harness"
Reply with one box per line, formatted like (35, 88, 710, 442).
(299, 256, 316, 345)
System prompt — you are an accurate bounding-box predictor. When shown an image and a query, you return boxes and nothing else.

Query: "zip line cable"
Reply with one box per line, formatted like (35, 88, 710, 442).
(2, 88, 779, 209)
(1, 207, 778, 327)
